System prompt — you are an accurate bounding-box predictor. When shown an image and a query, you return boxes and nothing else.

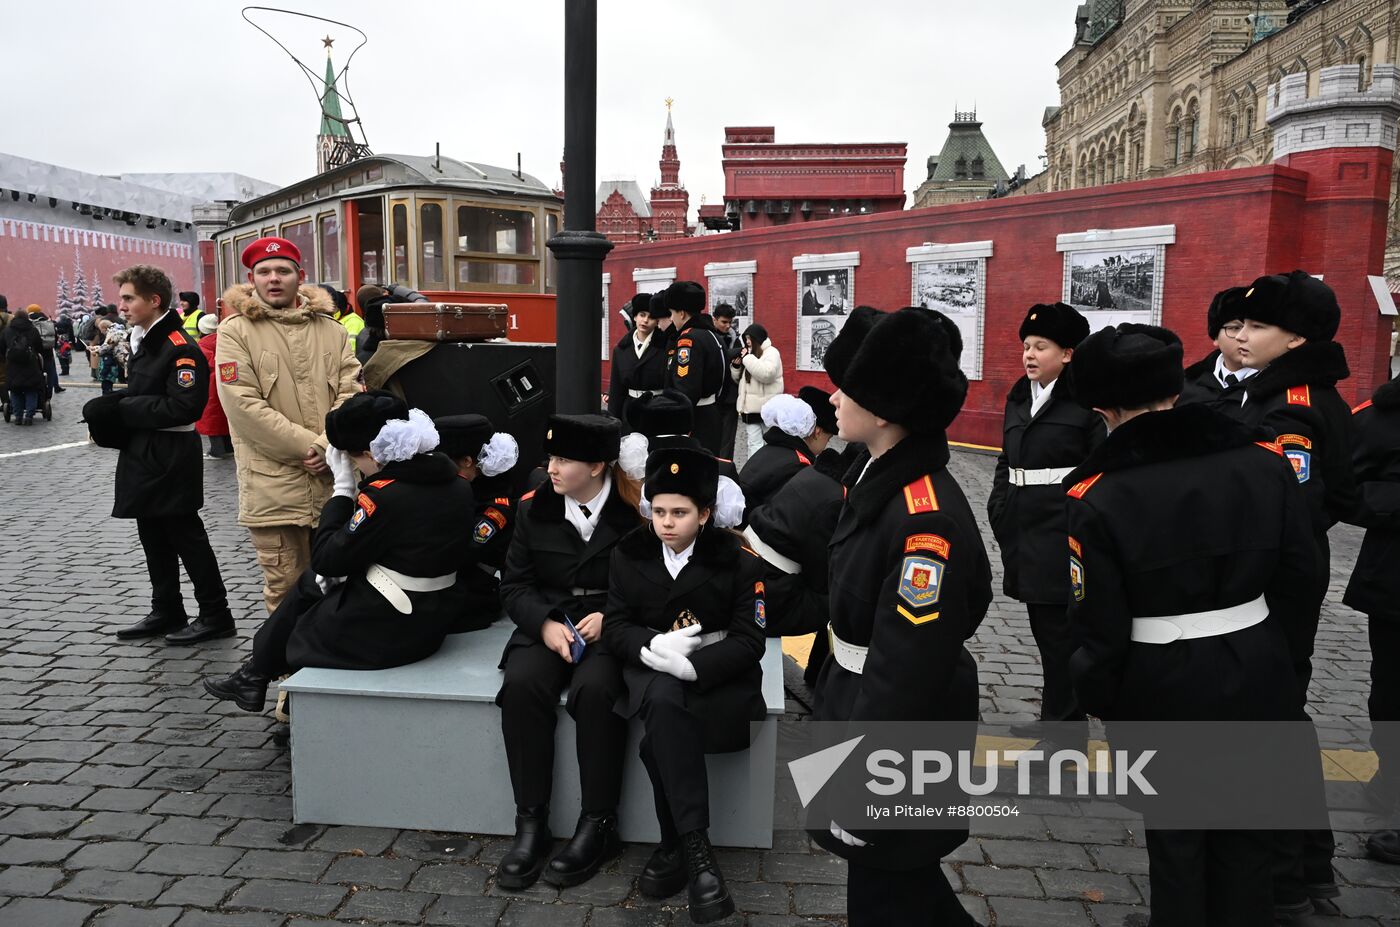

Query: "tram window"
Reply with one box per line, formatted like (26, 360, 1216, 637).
(545, 212, 559, 293)
(456, 206, 535, 255)
(458, 259, 536, 287)
(221, 240, 234, 292)
(392, 204, 409, 282)
(355, 199, 385, 285)
(420, 203, 445, 286)
(233, 234, 257, 278)
(318, 213, 341, 283)
(281, 220, 315, 275)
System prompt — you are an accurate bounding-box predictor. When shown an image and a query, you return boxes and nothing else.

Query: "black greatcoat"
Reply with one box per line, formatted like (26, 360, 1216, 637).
(1062, 404, 1319, 720)
(112, 311, 209, 519)
(666, 313, 727, 406)
(1343, 377, 1400, 622)
(738, 427, 814, 514)
(498, 478, 644, 665)
(607, 329, 669, 420)
(744, 447, 846, 637)
(810, 432, 993, 870)
(453, 471, 516, 632)
(987, 368, 1106, 603)
(602, 525, 767, 752)
(282, 453, 477, 670)
(1176, 349, 1250, 418)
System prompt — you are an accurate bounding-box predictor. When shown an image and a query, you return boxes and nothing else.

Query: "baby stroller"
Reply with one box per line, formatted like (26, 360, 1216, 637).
(1, 359, 53, 423)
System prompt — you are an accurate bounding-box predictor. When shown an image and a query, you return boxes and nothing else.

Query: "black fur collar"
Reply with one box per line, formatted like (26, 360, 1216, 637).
(1244, 340, 1349, 398)
(617, 520, 741, 565)
(1372, 374, 1400, 409)
(1005, 363, 1081, 403)
(525, 474, 638, 534)
(843, 432, 951, 525)
(372, 452, 458, 485)
(1184, 349, 1221, 380)
(813, 447, 847, 481)
(761, 427, 809, 454)
(1065, 404, 1260, 483)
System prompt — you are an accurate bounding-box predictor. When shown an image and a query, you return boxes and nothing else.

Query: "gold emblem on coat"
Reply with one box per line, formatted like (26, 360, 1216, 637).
(671, 609, 700, 632)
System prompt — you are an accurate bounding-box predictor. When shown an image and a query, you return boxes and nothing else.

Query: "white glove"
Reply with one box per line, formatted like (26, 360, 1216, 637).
(314, 574, 345, 595)
(326, 446, 357, 498)
(639, 645, 698, 681)
(648, 623, 705, 658)
(830, 821, 870, 847)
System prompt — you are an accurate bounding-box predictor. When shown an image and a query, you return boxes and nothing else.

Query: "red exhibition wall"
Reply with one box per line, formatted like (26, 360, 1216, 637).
(0, 220, 196, 317)
(603, 149, 1395, 448)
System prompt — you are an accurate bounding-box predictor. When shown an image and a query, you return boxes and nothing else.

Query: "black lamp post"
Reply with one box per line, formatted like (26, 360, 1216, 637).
(547, 0, 614, 414)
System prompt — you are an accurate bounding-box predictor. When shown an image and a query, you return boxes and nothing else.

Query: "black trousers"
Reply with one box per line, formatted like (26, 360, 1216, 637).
(497, 640, 626, 814)
(135, 513, 228, 617)
(846, 859, 974, 927)
(247, 573, 319, 677)
(692, 403, 721, 456)
(1145, 829, 1272, 926)
(1370, 617, 1400, 799)
(1027, 603, 1084, 723)
(637, 674, 713, 838)
(717, 403, 738, 460)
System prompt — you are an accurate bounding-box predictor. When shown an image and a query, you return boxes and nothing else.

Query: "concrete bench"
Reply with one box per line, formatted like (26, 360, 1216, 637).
(280, 620, 786, 849)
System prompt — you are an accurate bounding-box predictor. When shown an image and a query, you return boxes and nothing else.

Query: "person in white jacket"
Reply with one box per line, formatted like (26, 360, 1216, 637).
(729, 323, 783, 467)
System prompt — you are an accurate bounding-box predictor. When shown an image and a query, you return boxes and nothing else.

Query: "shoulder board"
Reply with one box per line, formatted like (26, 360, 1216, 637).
(903, 475, 939, 514)
(1286, 385, 1312, 407)
(1066, 473, 1103, 499)
(521, 489, 537, 501)
(1254, 441, 1284, 456)
(495, 497, 512, 507)
(368, 478, 395, 489)
(167, 331, 186, 346)
(796, 451, 812, 466)
(1353, 399, 1374, 415)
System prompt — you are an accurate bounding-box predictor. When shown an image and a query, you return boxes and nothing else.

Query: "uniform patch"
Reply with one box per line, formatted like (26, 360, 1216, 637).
(1277, 433, 1313, 450)
(677, 347, 691, 366)
(176, 368, 196, 388)
(1286, 385, 1312, 407)
(796, 451, 812, 466)
(175, 357, 197, 368)
(484, 507, 507, 529)
(368, 479, 395, 489)
(167, 331, 185, 346)
(755, 598, 767, 629)
(677, 365, 690, 378)
(755, 580, 765, 596)
(1255, 441, 1284, 456)
(902, 476, 939, 514)
(1285, 449, 1312, 483)
(218, 362, 238, 384)
(473, 519, 496, 543)
(521, 489, 537, 501)
(1068, 536, 1082, 557)
(1066, 473, 1102, 499)
(495, 497, 511, 506)
(905, 533, 951, 559)
(1353, 399, 1375, 415)
(677, 337, 693, 348)
(349, 507, 368, 532)
(1070, 556, 1086, 602)
(897, 555, 943, 623)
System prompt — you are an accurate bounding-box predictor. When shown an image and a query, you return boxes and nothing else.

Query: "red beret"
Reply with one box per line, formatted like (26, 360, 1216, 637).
(241, 236, 301, 269)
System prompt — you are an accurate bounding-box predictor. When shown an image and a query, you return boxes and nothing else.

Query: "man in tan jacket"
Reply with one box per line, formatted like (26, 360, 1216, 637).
(217, 237, 361, 611)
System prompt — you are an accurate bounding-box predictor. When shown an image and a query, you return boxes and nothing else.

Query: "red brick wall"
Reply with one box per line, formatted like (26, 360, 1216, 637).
(603, 156, 1393, 447)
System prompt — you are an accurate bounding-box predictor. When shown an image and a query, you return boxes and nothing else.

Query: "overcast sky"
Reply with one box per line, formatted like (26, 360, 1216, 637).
(2, 1, 1076, 213)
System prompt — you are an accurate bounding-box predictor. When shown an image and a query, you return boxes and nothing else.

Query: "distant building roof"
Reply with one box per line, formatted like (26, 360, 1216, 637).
(0, 151, 207, 220)
(114, 172, 280, 203)
(926, 112, 1010, 184)
(596, 179, 651, 217)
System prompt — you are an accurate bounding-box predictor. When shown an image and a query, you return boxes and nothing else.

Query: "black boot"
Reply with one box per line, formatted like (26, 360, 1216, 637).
(496, 806, 552, 890)
(544, 811, 620, 887)
(681, 829, 733, 924)
(116, 609, 188, 640)
(1368, 829, 1400, 865)
(202, 663, 272, 712)
(640, 797, 687, 898)
(165, 610, 236, 645)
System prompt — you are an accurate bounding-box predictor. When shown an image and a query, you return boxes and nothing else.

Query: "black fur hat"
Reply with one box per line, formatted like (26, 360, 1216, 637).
(1072, 323, 1184, 409)
(326, 390, 409, 453)
(626, 388, 693, 438)
(821, 305, 884, 388)
(1019, 302, 1090, 349)
(926, 308, 964, 362)
(1207, 286, 1248, 339)
(317, 283, 349, 315)
(830, 307, 967, 432)
(543, 413, 621, 463)
(1238, 270, 1340, 341)
(82, 392, 128, 449)
(644, 445, 719, 508)
(664, 280, 706, 315)
(629, 292, 658, 319)
(434, 413, 495, 460)
(649, 292, 669, 317)
(178, 291, 200, 310)
(797, 385, 837, 434)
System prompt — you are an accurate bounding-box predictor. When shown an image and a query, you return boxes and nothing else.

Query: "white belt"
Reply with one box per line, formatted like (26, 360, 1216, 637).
(628, 388, 649, 398)
(696, 394, 717, 407)
(477, 562, 500, 578)
(571, 586, 607, 597)
(698, 630, 728, 648)
(828, 624, 867, 675)
(1009, 467, 1073, 487)
(159, 423, 196, 433)
(742, 525, 802, 575)
(1130, 594, 1268, 644)
(366, 563, 457, 615)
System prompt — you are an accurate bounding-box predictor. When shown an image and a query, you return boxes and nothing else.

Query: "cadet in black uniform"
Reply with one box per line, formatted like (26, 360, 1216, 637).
(495, 415, 643, 889)
(435, 414, 521, 632)
(1235, 271, 1356, 912)
(809, 306, 992, 927)
(1176, 286, 1255, 415)
(1342, 377, 1400, 864)
(82, 264, 235, 644)
(603, 445, 764, 924)
(1063, 324, 1319, 927)
(607, 293, 670, 421)
(737, 390, 833, 512)
(987, 303, 1102, 746)
(620, 389, 740, 483)
(202, 391, 476, 710)
(664, 281, 727, 454)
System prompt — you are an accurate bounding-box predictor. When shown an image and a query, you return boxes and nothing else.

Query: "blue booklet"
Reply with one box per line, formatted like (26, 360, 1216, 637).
(561, 614, 587, 663)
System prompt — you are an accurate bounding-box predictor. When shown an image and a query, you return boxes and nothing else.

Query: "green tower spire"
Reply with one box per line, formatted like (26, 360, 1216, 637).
(319, 52, 349, 138)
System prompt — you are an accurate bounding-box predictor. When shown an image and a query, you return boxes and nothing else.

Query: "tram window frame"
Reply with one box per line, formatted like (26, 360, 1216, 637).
(419, 201, 447, 288)
(220, 240, 234, 294)
(391, 201, 411, 286)
(453, 257, 538, 291)
(454, 203, 537, 257)
(318, 211, 342, 285)
(353, 197, 387, 287)
(545, 211, 560, 294)
(279, 219, 316, 279)
(233, 233, 258, 281)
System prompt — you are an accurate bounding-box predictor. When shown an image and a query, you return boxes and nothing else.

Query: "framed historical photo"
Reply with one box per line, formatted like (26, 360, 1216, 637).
(704, 260, 755, 336)
(1058, 225, 1175, 330)
(907, 240, 992, 381)
(793, 252, 859, 372)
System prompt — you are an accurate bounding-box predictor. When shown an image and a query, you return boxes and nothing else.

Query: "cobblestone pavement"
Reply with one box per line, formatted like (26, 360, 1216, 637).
(0, 378, 1397, 926)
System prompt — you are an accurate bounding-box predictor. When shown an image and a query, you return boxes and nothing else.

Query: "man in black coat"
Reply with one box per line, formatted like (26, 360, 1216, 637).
(711, 303, 744, 458)
(809, 307, 992, 927)
(1064, 323, 1320, 926)
(607, 293, 669, 422)
(663, 281, 727, 454)
(83, 265, 234, 643)
(1177, 286, 1255, 415)
(737, 387, 834, 514)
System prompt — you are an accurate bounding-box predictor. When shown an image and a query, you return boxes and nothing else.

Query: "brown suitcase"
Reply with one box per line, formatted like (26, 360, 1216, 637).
(382, 302, 508, 342)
